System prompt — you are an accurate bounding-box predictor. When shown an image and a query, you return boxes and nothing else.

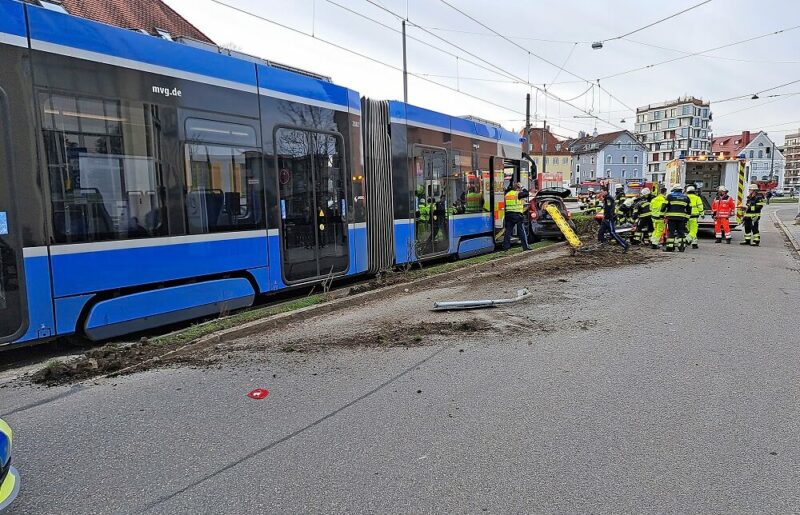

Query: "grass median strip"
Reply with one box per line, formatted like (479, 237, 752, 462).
(29, 240, 561, 386)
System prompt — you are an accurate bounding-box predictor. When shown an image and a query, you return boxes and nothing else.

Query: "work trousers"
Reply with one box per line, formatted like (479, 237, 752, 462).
(598, 219, 629, 248)
(714, 217, 732, 241)
(633, 217, 653, 244)
(502, 212, 530, 250)
(650, 218, 665, 246)
(665, 218, 687, 251)
(687, 216, 699, 245)
(743, 216, 761, 245)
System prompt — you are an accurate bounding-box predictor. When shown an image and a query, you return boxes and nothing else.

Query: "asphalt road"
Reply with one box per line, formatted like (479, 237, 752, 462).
(2, 206, 799, 514)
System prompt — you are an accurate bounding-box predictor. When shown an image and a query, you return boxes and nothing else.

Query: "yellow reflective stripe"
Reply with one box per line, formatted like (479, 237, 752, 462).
(0, 419, 11, 444)
(0, 466, 19, 510)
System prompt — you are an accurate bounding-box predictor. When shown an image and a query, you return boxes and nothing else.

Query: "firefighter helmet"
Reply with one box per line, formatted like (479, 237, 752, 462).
(640, 187, 651, 196)
(686, 185, 696, 193)
(718, 185, 728, 192)
(671, 184, 683, 191)
(748, 184, 759, 191)
(587, 187, 595, 193)
(624, 198, 634, 207)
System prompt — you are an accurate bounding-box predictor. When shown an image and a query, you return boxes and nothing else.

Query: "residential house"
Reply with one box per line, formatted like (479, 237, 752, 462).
(713, 131, 785, 189)
(567, 130, 647, 185)
(522, 127, 571, 189)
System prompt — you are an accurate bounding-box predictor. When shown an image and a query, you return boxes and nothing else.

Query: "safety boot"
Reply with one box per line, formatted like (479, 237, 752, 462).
(726, 238, 732, 244)
(692, 243, 699, 249)
(715, 237, 721, 243)
(739, 240, 750, 245)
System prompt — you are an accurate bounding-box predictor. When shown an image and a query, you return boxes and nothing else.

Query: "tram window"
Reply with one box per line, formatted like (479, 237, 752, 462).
(184, 144, 264, 234)
(41, 92, 173, 243)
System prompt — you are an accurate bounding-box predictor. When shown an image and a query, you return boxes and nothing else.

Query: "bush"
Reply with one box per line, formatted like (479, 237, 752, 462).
(570, 213, 597, 236)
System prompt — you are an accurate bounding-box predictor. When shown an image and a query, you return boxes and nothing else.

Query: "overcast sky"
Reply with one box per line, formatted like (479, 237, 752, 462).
(165, 0, 800, 142)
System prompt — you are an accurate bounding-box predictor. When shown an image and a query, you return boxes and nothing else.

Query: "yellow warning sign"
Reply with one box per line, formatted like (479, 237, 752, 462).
(545, 205, 581, 248)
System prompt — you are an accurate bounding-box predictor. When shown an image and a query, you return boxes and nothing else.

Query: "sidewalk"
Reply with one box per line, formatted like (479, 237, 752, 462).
(771, 205, 800, 253)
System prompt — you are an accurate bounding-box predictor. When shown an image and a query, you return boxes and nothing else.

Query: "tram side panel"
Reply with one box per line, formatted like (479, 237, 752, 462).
(25, 5, 269, 341)
(0, 1, 55, 346)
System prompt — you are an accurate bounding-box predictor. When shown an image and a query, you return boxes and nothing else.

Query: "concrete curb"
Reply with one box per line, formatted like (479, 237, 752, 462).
(771, 211, 800, 254)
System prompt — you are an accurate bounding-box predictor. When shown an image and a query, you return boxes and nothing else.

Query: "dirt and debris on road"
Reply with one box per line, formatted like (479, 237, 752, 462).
(25, 243, 657, 387)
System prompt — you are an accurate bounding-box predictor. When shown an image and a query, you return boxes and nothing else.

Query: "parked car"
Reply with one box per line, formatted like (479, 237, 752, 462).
(528, 187, 575, 242)
(0, 418, 19, 511)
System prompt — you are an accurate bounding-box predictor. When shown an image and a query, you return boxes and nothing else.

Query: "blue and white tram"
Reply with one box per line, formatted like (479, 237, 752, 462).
(0, 0, 529, 348)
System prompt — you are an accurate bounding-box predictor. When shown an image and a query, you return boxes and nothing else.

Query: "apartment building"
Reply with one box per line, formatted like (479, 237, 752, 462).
(784, 129, 800, 191)
(635, 97, 712, 184)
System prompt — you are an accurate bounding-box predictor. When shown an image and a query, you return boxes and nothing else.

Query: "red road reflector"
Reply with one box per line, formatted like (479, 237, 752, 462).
(247, 388, 269, 400)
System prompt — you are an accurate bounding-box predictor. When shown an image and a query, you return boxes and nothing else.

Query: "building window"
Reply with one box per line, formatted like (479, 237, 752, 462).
(758, 150, 763, 158)
(606, 155, 612, 164)
(591, 156, 595, 164)
(750, 150, 754, 158)
(634, 155, 639, 164)
(682, 105, 692, 115)
(621, 156, 627, 164)
(670, 108, 676, 117)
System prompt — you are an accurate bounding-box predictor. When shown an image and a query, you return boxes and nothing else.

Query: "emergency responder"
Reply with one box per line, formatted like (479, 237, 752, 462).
(632, 187, 653, 245)
(650, 186, 667, 249)
(614, 185, 630, 225)
(685, 185, 704, 249)
(739, 184, 766, 246)
(597, 184, 629, 251)
(661, 184, 691, 252)
(502, 182, 531, 251)
(582, 187, 599, 215)
(712, 185, 735, 244)
(465, 185, 482, 213)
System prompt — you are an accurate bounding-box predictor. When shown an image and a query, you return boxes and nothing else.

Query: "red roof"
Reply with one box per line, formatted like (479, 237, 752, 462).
(521, 128, 570, 155)
(712, 131, 753, 159)
(60, 0, 213, 43)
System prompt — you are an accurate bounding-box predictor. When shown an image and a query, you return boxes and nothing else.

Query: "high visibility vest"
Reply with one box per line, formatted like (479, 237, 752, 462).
(663, 192, 690, 219)
(505, 191, 523, 213)
(712, 195, 735, 218)
(419, 202, 430, 222)
(466, 191, 482, 212)
(650, 194, 665, 219)
(688, 193, 704, 217)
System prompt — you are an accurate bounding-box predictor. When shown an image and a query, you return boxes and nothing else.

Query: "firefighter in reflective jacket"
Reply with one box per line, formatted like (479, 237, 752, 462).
(685, 185, 704, 249)
(661, 184, 691, 252)
(739, 184, 766, 246)
(711, 185, 735, 243)
(502, 182, 531, 251)
(649, 186, 667, 249)
(632, 187, 653, 245)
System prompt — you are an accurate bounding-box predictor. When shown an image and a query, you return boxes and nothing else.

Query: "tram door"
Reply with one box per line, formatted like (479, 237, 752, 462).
(413, 146, 449, 257)
(491, 157, 523, 242)
(0, 90, 25, 343)
(276, 128, 349, 283)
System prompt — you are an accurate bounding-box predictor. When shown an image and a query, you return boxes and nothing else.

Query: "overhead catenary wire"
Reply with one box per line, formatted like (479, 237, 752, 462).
(621, 37, 800, 65)
(600, 24, 800, 81)
(599, 0, 712, 43)
(433, 0, 637, 117)
(361, 0, 625, 130)
(207, 0, 529, 117)
(712, 78, 800, 104)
